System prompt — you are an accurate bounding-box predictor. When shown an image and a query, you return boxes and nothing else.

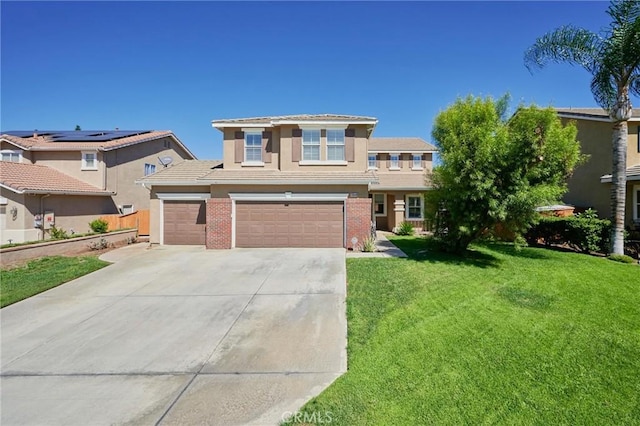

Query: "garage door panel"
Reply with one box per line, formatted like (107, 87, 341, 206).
(236, 201, 344, 248)
(164, 201, 206, 245)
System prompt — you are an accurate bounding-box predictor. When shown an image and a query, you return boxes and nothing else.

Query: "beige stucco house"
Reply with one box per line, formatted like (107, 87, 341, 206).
(556, 108, 640, 228)
(0, 130, 195, 243)
(138, 114, 437, 249)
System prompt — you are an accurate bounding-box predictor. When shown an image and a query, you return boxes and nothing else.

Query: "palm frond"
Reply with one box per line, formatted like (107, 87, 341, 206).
(607, 0, 640, 27)
(524, 26, 602, 74)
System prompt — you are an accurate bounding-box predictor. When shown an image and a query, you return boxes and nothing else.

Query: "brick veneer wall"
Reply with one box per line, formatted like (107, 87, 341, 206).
(346, 198, 372, 250)
(206, 198, 232, 249)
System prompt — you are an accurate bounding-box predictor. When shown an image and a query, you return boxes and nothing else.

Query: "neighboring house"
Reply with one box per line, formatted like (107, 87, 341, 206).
(368, 137, 437, 232)
(0, 130, 196, 243)
(138, 114, 438, 249)
(556, 108, 640, 228)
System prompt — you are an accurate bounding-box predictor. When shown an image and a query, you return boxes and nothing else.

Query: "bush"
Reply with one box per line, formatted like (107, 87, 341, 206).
(89, 219, 109, 233)
(88, 238, 109, 250)
(396, 221, 415, 236)
(526, 210, 611, 254)
(362, 236, 376, 252)
(49, 226, 69, 240)
(607, 254, 636, 264)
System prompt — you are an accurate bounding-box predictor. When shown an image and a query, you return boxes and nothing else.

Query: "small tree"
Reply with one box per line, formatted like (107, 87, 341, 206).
(427, 95, 585, 253)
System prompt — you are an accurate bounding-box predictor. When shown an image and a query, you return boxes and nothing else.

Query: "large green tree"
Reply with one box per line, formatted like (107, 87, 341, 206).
(524, 0, 640, 255)
(428, 95, 584, 254)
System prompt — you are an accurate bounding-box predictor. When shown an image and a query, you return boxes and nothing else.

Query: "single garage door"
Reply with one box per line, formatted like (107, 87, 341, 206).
(163, 200, 206, 245)
(236, 201, 344, 248)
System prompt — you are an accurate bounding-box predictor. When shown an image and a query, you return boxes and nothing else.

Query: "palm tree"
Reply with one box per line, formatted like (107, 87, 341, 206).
(524, 0, 640, 255)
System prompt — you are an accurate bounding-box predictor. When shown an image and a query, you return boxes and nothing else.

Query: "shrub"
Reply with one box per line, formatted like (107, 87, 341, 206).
(607, 254, 636, 264)
(89, 219, 109, 233)
(88, 238, 109, 250)
(49, 226, 69, 240)
(362, 236, 376, 252)
(526, 211, 611, 254)
(396, 221, 415, 236)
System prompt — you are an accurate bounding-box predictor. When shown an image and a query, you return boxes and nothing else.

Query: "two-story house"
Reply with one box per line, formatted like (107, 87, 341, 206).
(556, 108, 640, 227)
(368, 137, 437, 232)
(0, 130, 196, 243)
(138, 114, 437, 249)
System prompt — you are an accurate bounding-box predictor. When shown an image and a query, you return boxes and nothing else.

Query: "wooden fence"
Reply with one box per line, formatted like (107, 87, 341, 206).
(100, 210, 149, 236)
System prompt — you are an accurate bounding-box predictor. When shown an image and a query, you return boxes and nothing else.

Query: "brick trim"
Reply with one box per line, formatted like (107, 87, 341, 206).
(206, 198, 232, 249)
(346, 198, 372, 250)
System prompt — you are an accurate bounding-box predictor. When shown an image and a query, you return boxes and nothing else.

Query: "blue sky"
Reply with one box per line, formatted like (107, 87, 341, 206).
(2, 1, 632, 160)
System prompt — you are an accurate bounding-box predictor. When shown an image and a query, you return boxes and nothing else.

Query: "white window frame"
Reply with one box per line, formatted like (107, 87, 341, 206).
(373, 193, 386, 217)
(244, 131, 263, 164)
(144, 163, 156, 176)
(412, 154, 423, 170)
(120, 204, 134, 215)
(326, 129, 345, 161)
(368, 154, 377, 169)
(1, 149, 23, 163)
(389, 154, 400, 170)
(302, 129, 321, 161)
(81, 151, 98, 170)
(405, 194, 424, 219)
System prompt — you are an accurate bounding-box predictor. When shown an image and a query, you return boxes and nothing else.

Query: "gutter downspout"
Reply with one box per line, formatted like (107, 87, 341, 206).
(40, 194, 50, 240)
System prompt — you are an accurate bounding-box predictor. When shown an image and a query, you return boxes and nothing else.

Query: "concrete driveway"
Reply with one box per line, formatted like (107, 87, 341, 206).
(0, 245, 347, 425)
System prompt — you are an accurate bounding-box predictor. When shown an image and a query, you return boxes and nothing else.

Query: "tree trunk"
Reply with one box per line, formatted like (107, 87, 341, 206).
(610, 120, 627, 255)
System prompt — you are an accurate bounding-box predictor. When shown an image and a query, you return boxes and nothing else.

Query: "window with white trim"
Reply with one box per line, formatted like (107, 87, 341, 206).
(390, 154, 400, 169)
(120, 204, 134, 214)
(368, 154, 377, 169)
(1, 150, 22, 162)
(326, 129, 345, 161)
(412, 154, 423, 169)
(82, 151, 97, 170)
(244, 132, 262, 162)
(302, 129, 320, 161)
(373, 194, 386, 216)
(406, 195, 423, 219)
(144, 163, 156, 176)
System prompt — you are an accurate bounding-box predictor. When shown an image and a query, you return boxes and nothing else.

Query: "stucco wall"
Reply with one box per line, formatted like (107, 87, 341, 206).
(104, 136, 194, 212)
(562, 119, 640, 224)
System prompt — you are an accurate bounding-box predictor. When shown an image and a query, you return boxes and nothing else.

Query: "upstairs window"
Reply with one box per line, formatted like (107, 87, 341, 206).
(144, 163, 156, 176)
(82, 151, 97, 170)
(302, 129, 321, 161)
(412, 154, 423, 169)
(1, 150, 22, 162)
(326, 129, 345, 161)
(390, 154, 400, 169)
(244, 132, 262, 162)
(368, 154, 377, 169)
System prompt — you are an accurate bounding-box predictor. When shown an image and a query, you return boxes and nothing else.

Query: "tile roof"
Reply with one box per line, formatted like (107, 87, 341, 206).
(0, 162, 112, 195)
(600, 163, 640, 182)
(135, 160, 223, 184)
(212, 114, 378, 125)
(0, 131, 196, 157)
(137, 161, 377, 185)
(370, 173, 432, 190)
(554, 108, 640, 120)
(369, 137, 437, 152)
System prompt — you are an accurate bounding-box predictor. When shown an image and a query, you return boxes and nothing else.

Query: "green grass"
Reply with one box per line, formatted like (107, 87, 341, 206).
(1, 256, 110, 307)
(291, 237, 640, 425)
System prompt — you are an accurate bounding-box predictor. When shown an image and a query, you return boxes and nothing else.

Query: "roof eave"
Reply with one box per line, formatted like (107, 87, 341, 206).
(201, 179, 376, 185)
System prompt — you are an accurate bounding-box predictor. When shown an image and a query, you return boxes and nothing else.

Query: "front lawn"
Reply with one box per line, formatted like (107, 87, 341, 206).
(293, 237, 639, 424)
(1, 256, 110, 308)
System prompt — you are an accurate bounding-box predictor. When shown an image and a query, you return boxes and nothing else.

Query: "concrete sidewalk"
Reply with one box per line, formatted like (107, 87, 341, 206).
(347, 231, 408, 258)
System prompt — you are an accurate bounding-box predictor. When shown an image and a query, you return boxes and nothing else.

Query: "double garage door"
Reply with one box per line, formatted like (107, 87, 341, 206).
(163, 200, 344, 248)
(235, 201, 344, 248)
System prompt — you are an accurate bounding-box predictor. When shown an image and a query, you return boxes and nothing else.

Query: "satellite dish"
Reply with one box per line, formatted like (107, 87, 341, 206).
(158, 156, 173, 167)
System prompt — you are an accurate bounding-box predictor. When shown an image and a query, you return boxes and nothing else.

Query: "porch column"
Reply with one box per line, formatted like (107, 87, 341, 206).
(393, 197, 405, 232)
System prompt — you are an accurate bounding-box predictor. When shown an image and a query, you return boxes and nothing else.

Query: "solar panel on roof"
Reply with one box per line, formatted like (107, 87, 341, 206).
(2, 130, 152, 142)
